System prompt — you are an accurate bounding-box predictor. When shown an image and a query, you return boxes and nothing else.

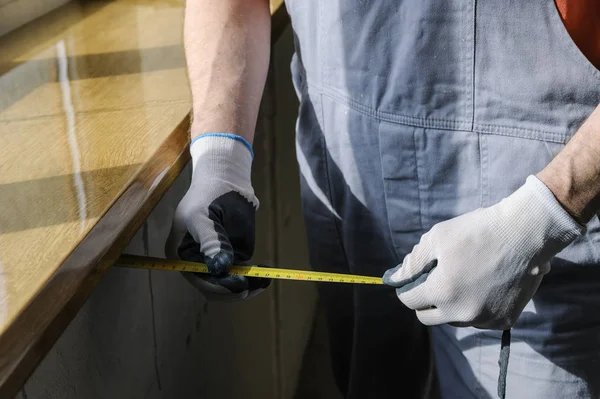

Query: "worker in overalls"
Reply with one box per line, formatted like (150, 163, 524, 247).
(167, 0, 600, 397)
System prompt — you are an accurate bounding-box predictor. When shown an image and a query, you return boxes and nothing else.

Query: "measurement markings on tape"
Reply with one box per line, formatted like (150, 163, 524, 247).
(116, 255, 383, 285)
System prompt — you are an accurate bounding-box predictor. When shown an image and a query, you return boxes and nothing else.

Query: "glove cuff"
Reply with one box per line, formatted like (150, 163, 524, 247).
(191, 133, 253, 159)
(190, 133, 253, 176)
(189, 133, 258, 208)
(525, 175, 585, 241)
(500, 175, 585, 255)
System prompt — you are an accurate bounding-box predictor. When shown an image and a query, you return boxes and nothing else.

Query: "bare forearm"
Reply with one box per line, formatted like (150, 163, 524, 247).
(538, 104, 600, 223)
(184, 0, 270, 144)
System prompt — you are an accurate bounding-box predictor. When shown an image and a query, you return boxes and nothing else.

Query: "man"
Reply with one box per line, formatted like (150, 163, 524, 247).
(166, 0, 600, 397)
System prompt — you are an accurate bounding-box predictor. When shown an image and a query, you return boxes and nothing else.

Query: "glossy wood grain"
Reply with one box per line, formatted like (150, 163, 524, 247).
(0, 0, 287, 396)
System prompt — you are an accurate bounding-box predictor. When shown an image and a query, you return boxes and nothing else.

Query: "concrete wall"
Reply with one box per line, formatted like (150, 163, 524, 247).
(18, 24, 316, 399)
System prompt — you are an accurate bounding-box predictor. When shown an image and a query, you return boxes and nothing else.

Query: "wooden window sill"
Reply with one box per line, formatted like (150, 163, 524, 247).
(0, 0, 287, 396)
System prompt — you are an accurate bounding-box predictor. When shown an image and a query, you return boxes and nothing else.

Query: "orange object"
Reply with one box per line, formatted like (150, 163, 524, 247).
(555, 0, 600, 69)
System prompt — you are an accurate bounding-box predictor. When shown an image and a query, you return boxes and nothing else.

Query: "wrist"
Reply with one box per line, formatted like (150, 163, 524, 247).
(190, 115, 255, 147)
(536, 163, 594, 224)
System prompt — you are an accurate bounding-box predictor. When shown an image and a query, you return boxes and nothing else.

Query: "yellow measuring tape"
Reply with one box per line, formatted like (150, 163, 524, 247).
(116, 255, 383, 285)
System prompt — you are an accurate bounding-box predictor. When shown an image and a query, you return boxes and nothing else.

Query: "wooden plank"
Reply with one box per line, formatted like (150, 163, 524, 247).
(0, 0, 288, 396)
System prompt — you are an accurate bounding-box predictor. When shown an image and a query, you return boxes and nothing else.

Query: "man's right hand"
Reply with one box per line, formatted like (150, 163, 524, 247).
(165, 133, 270, 301)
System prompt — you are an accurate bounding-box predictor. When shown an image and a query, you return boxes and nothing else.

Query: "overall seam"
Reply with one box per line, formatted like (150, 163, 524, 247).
(412, 129, 425, 235)
(308, 81, 572, 143)
(376, 119, 405, 264)
(475, 123, 569, 143)
(470, 0, 478, 132)
(320, 84, 472, 130)
(316, 92, 351, 272)
(318, 0, 327, 94)
(314, 2, 348, 270)
(480, 134, 488, 207)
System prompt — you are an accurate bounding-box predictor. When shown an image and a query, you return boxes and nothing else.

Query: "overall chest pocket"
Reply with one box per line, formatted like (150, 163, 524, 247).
(314, 0, 474, 124)
(473, 0, 600, 144)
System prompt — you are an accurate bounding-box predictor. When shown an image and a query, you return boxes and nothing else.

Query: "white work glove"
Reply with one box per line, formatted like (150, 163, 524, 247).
(166, 134, 270, 301)
(383, 176, 584, 330)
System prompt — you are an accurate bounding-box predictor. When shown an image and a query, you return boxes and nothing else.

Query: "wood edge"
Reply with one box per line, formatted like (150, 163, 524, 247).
(0, 114, 191, 398)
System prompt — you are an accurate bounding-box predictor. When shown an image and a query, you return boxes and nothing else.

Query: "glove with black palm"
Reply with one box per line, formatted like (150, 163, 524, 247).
(166, 134, 270, 301)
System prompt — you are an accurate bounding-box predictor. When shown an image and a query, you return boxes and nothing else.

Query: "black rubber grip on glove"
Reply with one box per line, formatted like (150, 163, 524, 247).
(177, 191, 269, 294)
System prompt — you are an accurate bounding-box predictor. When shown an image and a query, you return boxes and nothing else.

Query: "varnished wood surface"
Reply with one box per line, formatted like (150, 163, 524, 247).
(0, 0, 287, 396)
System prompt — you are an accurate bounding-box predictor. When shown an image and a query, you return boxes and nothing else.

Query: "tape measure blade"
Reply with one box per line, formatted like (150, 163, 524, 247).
(231, 265, 382, 285)
(114, 256, 383, 285)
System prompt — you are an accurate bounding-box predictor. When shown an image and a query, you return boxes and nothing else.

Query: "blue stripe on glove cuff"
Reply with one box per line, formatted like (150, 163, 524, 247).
(191, 133, 254, 159)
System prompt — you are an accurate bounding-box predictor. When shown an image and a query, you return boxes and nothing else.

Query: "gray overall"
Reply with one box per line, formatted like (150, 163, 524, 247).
(286, 0, 600, 397)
